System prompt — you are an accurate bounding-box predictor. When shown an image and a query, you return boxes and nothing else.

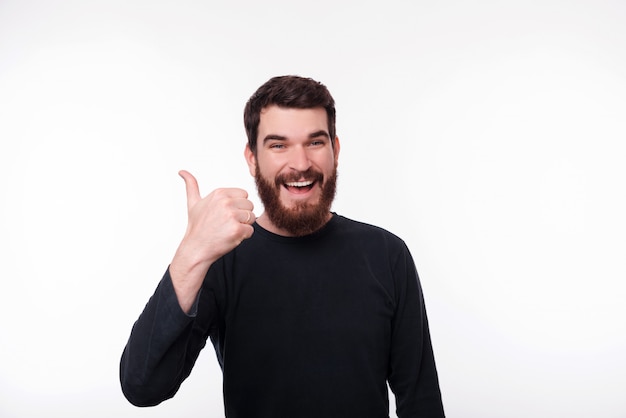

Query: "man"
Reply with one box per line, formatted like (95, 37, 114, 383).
(120, 76, 445, 417)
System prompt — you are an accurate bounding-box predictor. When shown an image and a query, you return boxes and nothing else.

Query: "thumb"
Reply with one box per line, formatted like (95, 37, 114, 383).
(178, 170, 201, 211)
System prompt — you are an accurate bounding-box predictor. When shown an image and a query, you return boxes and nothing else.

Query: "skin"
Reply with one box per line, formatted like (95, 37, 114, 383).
(170, 105, 340, 312)
(245, 105, 340, 235)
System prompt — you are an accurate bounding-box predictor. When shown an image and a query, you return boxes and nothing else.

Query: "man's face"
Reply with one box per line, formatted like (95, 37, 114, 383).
(245, 105, 340, 236)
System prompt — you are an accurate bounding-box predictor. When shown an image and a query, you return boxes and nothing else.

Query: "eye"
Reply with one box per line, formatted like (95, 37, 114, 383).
(269, 143, 286, 149)
(310, 139, 325, 147)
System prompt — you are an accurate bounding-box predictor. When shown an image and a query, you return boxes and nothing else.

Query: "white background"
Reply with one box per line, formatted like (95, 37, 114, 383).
(1, 1, 625, 417)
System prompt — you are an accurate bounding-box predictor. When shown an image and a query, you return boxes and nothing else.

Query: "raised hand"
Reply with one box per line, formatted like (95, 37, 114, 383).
(170, 170, 255, 312)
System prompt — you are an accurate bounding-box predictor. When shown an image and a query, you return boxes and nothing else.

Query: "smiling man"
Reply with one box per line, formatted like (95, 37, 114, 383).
(120, 76, 445, 417)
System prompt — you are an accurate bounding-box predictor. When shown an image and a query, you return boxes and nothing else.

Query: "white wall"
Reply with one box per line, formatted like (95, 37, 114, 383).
(1, 1, 625, 417)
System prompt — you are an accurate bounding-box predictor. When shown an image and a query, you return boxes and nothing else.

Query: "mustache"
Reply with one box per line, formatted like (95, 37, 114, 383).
(274, 168, 324, 186)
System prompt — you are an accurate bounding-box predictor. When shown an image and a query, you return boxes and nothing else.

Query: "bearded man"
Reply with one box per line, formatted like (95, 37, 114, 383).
(120, 76, 445, 417)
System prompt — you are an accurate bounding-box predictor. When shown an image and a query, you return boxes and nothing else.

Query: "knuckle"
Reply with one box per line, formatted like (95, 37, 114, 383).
(212, 188, 226, 198)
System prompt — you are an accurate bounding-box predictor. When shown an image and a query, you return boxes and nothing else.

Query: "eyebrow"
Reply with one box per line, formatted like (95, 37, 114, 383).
(309, 130, 330, 139)
(262, 130, 330, 144)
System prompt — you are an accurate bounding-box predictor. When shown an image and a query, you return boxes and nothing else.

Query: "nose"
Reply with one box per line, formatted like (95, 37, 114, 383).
(288, 145, 312, 172)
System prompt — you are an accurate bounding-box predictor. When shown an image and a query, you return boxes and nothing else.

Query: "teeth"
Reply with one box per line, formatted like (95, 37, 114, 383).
(285, 180, 313, 187)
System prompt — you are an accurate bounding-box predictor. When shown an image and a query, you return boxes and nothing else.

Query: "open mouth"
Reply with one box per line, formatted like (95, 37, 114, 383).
(283, 180, 316, 194)
(277, 169, 324, 196)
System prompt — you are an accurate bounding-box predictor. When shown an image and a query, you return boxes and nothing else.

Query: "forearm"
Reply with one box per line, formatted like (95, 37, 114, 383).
(392, 322, 444, 418)
(120, 269, 207, 406)
(389, 248, 445, 417)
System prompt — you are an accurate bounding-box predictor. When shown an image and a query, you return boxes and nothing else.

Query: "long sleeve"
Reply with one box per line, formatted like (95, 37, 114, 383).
(119, 268, 216, 406)
(387, 247, 445, 417)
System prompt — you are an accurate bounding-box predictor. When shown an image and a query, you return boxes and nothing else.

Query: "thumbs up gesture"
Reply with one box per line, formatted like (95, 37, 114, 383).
(170, 170, 255, 312)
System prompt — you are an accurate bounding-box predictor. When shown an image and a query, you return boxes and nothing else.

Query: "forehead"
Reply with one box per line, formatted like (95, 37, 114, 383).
(258, 105, 329, 137)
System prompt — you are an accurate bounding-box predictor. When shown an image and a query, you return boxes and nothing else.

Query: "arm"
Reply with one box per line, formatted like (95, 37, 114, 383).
(388, 246, 445, 418)
(119, 268, 212, 406)
(120, 170, 255, 406)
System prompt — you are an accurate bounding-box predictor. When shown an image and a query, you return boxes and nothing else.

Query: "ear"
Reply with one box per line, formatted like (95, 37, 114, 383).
(244, 143, 257, 177)
(332, 136, 341, 165)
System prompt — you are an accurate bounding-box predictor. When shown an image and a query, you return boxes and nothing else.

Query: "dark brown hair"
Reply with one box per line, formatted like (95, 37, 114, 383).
(244, 75, 336, 153)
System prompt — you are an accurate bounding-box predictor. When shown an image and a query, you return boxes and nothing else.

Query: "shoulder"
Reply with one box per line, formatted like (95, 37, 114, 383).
(333, 213, 402, 238)
(332, 214, 408, 252)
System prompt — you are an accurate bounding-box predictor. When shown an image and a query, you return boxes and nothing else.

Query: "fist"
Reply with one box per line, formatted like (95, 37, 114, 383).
(178, 170, 255, 264)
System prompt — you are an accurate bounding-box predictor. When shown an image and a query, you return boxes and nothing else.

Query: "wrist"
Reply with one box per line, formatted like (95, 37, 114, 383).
(169, 242, 215, 313)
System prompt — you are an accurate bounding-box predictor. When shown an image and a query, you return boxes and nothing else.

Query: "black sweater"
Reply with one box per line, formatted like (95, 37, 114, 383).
(120, 214, 444, 417)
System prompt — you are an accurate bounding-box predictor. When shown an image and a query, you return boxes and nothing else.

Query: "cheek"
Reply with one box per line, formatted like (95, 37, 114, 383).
(256, 162, 283, 183)
(321, 156, 338, 173)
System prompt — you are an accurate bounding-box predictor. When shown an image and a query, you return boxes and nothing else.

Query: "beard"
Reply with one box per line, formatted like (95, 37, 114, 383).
(255, 164, 338, 237)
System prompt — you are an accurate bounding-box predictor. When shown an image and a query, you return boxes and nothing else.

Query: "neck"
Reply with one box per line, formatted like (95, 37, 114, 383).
(255, 212, 333, 237)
